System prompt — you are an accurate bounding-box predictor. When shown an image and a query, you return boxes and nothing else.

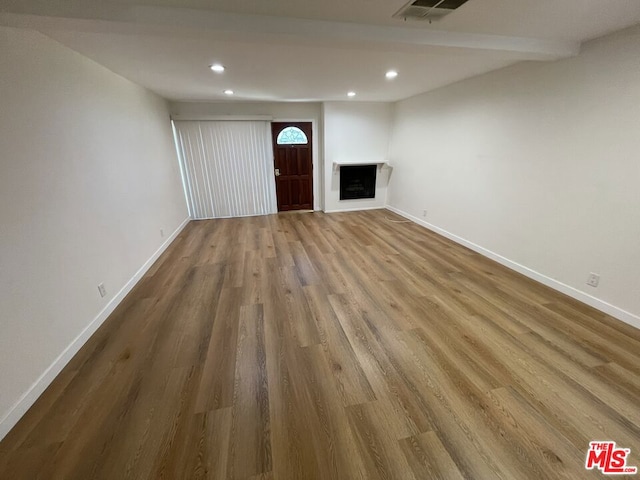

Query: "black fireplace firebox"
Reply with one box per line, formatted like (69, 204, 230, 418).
(340, 165, 377, 200)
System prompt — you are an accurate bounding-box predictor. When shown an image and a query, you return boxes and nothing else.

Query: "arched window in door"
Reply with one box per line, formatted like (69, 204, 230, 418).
(276, 126, 308, 145)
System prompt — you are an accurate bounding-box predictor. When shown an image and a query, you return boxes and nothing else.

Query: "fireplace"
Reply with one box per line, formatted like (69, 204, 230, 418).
(340, 165, 377, 200)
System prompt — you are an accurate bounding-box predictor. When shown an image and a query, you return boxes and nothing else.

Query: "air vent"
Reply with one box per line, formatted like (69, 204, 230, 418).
(393, 0, 470, 22)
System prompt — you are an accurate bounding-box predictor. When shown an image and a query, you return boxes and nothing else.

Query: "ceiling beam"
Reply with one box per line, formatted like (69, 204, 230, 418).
(0, 1, 580, 60)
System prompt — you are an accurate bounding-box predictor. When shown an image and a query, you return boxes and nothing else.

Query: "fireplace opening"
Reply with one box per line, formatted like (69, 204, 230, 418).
(340, 165, 377, 200)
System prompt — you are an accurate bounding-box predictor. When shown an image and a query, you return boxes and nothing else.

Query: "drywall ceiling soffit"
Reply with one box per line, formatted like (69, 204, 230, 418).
(7, 0, 640, 40)
(0, 1, 580, 60)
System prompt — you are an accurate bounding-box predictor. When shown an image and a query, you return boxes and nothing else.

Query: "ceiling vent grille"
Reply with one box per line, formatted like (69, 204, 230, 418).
(393, 0, 471, 22)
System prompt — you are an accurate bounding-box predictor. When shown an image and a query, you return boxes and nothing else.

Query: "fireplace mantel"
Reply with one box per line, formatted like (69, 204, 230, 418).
(332, 160, 390, 173)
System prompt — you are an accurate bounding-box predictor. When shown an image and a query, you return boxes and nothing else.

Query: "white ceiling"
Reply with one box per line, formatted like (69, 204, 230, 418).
(2, 0, 640, 102)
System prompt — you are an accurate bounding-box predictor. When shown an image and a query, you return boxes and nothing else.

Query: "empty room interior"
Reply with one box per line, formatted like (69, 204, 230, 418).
(2, 0, 640, 478)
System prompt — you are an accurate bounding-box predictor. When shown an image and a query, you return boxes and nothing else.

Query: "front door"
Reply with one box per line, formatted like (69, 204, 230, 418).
(271, 122, 313, 211)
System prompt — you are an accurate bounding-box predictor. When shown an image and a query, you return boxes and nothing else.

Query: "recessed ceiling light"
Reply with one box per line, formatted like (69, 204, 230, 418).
(224, 89, 234, 95)
(347, 91, 356, 97)
(385, 70, 398, 79)
(210, 64, 225, 73)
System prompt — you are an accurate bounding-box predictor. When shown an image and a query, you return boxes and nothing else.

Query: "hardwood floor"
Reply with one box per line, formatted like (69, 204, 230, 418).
(1, 209, 639, 479)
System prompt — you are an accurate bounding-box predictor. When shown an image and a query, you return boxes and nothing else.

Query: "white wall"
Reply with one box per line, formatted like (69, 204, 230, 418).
(0, 27, 189, 438)
(323, 102, 393, 212)
(387, 25, 640, 326)
(170, 101, 323, 210)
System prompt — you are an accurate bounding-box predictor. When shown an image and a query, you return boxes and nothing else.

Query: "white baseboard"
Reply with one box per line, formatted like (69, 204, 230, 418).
(386, 205, 640, 331)
(0, 217, 191, 441)
(324, 206, 386, 214)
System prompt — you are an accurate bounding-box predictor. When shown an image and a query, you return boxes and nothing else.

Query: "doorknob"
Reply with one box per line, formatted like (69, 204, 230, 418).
(275, 168, 281, 176)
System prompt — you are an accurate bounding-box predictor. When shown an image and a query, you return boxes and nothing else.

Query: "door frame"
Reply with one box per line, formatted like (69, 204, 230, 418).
(272, 118, 320, 211)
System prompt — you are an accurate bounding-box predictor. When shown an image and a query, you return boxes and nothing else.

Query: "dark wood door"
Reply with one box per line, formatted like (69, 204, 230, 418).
(271, 122, 313, 211)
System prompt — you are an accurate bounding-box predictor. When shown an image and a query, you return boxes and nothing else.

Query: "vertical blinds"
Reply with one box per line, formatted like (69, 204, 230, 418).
(173, 120, 277, 219)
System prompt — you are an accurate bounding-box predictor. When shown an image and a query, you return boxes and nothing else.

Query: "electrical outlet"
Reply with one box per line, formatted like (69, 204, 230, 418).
(422, 210, 428, 218)
(98, 283, 107, 298)
(587, 273, 600, 288)
(160, 228, 164, 238)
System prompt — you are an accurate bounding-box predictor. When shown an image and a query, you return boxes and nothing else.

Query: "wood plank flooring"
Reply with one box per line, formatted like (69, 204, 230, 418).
(1, 209, 639, 479)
